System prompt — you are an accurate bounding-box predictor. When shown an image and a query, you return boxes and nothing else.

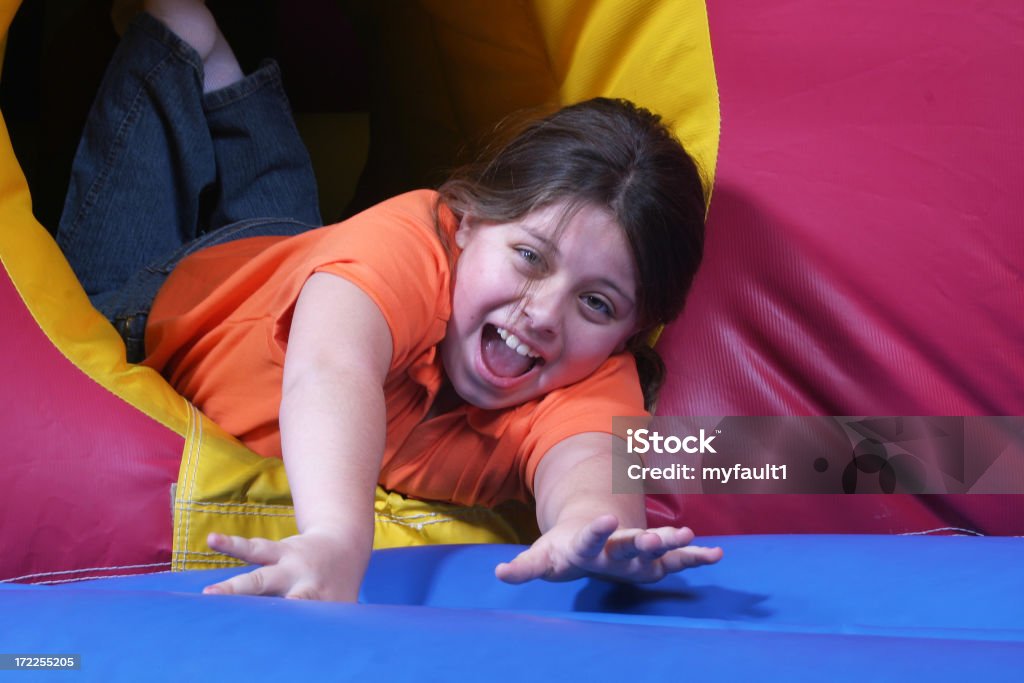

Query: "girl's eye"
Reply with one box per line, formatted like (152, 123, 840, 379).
(516, 247, 542, 267)
(582, 294, 613, 317)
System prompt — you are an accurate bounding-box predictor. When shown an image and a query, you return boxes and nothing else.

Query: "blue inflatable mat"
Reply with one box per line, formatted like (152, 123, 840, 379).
(2, 535, 1022, 681)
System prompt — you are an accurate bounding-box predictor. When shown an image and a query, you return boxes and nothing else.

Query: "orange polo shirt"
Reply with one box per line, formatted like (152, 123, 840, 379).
(144, 190, 645, 507)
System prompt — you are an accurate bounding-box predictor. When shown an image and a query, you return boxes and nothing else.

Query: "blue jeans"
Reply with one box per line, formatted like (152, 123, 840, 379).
(56, 12, 321, 362)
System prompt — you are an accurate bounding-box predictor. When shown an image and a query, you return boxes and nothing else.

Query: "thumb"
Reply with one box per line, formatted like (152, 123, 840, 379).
(495, 546, 550, 585)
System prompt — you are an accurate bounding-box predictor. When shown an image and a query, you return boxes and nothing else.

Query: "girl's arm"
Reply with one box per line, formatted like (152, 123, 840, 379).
(203, 272, 393, 601)
(495, 432, 723, 584)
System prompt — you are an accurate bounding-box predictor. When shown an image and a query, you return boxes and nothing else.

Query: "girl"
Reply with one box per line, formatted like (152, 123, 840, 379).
(57, 0, 722, 601)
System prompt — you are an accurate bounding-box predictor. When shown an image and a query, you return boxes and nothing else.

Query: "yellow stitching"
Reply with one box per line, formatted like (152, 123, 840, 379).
(179, 502, 294, 511)
(189, 500, 294, 509)
(176, 401, 190, 573)
(170, 403, 183, 569)
(178, 401, 193, 570)
(180, 550, 231, 557)
(185, 402, 198, 570)
(174, 505, 488, 526)
(172, 400, 195, 570)
(180, 402, 200, 569)
(173, 505, 484, 528)
(174, 506, 296, 518)
(177, 552, 241, 560)
(183, 403, 203, 570)
(376, 517, 469, 529)
(374, 510, 485, 521)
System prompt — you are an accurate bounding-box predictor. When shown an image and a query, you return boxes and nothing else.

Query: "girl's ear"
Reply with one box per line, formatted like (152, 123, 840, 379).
(616, 327, 646, 354)
(454, 215, 475, 249)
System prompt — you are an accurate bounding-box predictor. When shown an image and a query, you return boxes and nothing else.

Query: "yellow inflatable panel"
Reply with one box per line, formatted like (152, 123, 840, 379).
(534, 0, 719, 189)
(360, 0, 718, 197)
(172, 404, 523, 570)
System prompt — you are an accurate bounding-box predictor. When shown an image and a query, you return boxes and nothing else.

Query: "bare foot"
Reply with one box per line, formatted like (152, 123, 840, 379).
(115, 0, 244, 92)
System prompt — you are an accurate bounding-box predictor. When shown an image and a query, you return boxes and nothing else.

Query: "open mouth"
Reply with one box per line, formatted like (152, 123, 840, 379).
(480, 324, 543, 378)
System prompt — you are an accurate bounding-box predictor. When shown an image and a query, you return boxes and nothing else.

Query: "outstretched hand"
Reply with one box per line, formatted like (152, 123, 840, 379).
(495, 514, 723, 585)
(202, 530, 362, 602)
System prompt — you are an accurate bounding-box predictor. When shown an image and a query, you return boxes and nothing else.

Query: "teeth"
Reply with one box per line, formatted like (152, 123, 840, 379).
(495, 327, 539, 358)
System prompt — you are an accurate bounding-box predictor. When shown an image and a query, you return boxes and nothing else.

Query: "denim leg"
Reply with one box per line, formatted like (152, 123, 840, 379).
(56, 12, 323, 362)
(56, 12, 215, 307)
(203, 61, 322, 228)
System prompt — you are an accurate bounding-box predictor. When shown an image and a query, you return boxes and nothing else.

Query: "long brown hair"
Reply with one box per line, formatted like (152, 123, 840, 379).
(437, 98, 706, 410)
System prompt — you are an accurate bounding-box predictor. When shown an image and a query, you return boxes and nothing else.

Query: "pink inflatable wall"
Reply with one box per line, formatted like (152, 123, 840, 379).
(651, 1, 1023, 533)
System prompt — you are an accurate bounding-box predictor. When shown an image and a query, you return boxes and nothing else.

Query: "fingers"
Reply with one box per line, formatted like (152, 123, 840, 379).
(598, 525, 722, 582)
(496, 516, 619, 585)
(605, 526, 695, 561)
(495, 546, 552, 585)
(644, 526, 696, 550)
(204, 565, 283, 597)
(571, 514, 619, 560)
(207, 533, 284, 566)
(202, 533, 294, 598)
(658, 545, 724, 574)
(201, 532, 360, 601)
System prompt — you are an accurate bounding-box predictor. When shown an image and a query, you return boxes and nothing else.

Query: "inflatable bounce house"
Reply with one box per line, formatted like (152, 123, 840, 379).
(1, 0, 1021, 679)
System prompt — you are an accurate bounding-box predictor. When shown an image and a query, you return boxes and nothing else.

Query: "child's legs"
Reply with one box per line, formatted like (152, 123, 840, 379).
(109, 37, 322, 364)
(203, 61, 322, 229)
(57, 11, 321, 361)
(56, 12, 216, 308)
(107, 31, 322, 363)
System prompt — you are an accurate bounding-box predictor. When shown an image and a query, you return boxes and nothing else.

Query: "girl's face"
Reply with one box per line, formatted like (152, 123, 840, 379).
(440, 200, 639, 410)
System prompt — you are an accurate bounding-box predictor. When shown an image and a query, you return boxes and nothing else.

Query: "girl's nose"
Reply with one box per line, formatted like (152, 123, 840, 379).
(520, 287, 563, 338)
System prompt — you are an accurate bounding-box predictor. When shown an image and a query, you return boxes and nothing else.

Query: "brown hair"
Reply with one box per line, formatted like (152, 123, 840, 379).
(437, 98, 706, 410)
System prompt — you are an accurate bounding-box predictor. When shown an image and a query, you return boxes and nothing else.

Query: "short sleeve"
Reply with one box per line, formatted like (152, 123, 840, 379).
(517, 353, 648, 493)
(286, 191, 454, 370)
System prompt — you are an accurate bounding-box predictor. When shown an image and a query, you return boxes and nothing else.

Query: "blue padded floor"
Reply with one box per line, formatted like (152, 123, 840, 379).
(2, 535, 1022, 681)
